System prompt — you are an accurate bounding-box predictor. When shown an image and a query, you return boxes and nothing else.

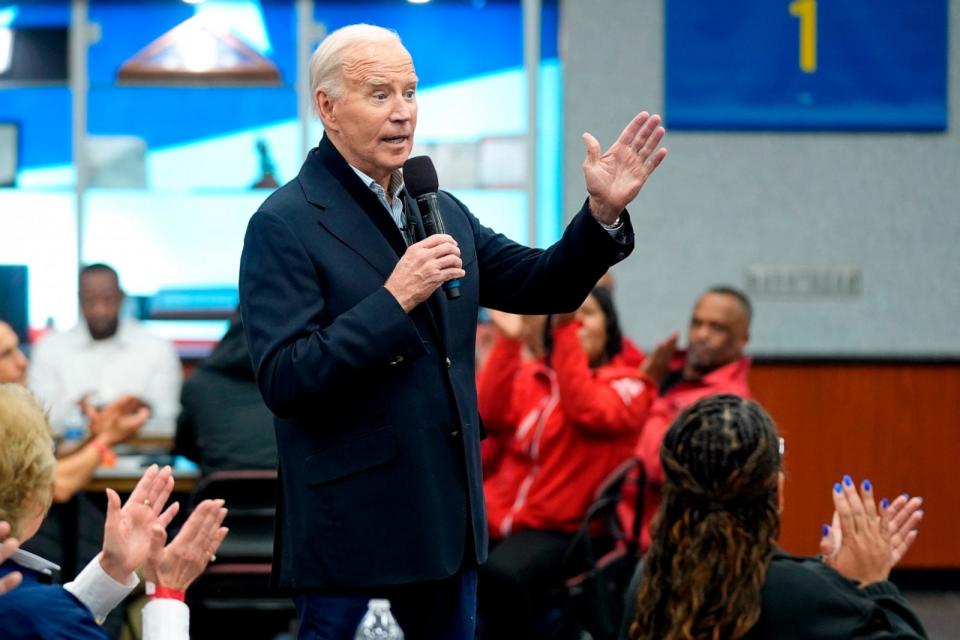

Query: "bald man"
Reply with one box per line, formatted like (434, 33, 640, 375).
(619, 286, 754, 551)
(0, 321, 28, 385)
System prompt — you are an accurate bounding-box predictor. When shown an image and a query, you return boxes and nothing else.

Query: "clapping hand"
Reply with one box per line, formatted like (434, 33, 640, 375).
(821, 488, 923, 568)
(640, 331, 679, 384)
(83, 395, 151, 447)
(818, 476, 909, 586)
(145, 499, 229, 592)
(99, 465, 180, 582)
(0, 521, 22, 596)
(582, 111, 668, 224)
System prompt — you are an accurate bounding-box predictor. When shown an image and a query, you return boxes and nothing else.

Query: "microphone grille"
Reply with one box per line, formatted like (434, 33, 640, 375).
(403, 156, 439, 197)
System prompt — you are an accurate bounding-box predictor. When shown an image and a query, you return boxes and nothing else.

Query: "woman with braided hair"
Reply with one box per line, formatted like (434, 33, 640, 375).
(624, 394, 926, 640)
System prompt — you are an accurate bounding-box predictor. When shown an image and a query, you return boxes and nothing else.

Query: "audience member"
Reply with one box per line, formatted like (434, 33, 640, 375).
(1, 319, 149, 503)
(174, 314, 277, 476)
(29, 263, 182, 435)
(623, 394, 927, 639)
(0, 321, 28, 385)
(0, 384, 228, 638)
(476, 287, 655, 640)
(620, 286, 753, 551)
(1, 319, 153, 611)
(592, 271, 644, 366)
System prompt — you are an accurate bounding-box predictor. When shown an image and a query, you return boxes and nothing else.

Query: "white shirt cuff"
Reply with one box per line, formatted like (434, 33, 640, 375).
(63, 554, 140, 624)
(143, 598, 191, 640)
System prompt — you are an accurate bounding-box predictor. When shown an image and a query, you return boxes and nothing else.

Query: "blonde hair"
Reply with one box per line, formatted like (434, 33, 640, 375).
(309, 23, 403, 110)
(0, 384, 56, 538)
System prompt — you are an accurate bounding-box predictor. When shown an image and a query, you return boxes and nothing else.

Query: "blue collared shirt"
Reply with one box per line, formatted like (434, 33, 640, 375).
(350, 166, 407, 237)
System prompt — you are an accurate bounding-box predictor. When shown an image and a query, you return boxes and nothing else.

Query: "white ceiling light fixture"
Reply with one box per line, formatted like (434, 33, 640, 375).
(117, 15, 280, 85)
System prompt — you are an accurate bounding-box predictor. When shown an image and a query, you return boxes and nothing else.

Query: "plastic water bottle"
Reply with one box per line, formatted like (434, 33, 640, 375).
(353, 599, 404, 640)
(60, 405, 88, 455)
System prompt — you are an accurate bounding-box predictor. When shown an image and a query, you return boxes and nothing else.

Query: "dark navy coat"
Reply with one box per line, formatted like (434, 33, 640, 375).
(239, 135, 633, 590)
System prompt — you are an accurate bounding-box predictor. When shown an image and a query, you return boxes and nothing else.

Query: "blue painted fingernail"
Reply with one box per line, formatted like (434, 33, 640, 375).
(902, 493, 909, 499)
(843, 475, 853, 487)
(822, 524, 830, 537)
(881, 498, 890, 509)
(834, 483, 842, 493)
(863, 479, 872, 492)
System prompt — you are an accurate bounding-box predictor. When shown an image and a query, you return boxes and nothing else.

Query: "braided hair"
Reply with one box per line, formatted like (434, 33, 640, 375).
(631, 394, 782, 640)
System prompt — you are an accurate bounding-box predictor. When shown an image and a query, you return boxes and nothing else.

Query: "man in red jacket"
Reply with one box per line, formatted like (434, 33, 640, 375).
(620, 286, 753, 551)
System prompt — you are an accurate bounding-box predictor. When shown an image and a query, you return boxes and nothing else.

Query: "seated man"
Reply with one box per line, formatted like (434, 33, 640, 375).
(619, 286, 753, 551)
(174, 313, 277, 476)
(0, 383, 229, 638)
(29, 263, 182, 435)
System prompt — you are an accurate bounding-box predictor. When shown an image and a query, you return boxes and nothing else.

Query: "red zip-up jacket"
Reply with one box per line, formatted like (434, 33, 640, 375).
(618, 353, 752, 551)
(478, 322, 655, 540)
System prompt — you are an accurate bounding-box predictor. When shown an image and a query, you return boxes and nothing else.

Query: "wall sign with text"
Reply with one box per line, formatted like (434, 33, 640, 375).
(665, 1, 948, 131)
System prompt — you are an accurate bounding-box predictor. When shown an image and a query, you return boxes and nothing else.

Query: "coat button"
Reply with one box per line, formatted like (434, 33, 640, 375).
(445, 357, 452, 368)
(389, 355, 404, 366)
(449, 429, 461, 441)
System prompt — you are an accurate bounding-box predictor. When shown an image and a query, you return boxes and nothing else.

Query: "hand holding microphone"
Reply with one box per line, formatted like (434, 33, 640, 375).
(403, 156, 462, 300)
(384, 234, 464, 312)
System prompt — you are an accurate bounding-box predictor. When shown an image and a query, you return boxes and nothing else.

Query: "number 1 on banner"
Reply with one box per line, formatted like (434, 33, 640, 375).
(789, 0, 817, 73)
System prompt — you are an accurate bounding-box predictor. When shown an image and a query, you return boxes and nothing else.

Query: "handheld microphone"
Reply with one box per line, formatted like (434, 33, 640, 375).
(403, 156, 461, 300)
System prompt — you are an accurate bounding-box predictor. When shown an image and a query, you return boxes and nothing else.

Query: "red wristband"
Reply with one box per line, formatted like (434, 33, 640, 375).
(89, 438, 116, 468)
(150, 586, 185, 602)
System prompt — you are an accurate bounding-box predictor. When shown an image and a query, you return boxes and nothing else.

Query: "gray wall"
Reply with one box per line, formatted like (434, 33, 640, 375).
(561, 0, 959, 356)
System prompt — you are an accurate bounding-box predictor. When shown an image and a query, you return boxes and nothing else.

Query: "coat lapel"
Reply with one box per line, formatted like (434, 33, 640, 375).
(298, 137, 406, 279)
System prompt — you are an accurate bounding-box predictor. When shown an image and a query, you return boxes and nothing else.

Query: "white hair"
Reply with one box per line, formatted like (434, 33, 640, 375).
(310, 24, 403, 113)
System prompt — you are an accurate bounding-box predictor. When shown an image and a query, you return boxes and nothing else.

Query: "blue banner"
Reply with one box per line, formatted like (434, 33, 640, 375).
(665, 1, 948, 131)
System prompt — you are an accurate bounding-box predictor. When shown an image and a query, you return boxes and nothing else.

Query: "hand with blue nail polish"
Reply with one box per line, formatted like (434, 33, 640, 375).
(826, 475, 892, 585)
(821, 486, 925, 570)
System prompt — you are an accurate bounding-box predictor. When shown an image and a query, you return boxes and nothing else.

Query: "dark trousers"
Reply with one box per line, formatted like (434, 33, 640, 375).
(477, 529, 575, 640)
(293, 568, 477, 640)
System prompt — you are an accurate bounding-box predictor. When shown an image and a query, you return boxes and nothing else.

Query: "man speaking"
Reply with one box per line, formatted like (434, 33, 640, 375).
(239, 23, 666, 640)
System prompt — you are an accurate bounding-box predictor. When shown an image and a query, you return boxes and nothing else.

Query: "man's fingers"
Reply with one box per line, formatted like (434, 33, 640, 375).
(440, 268, 467, 283)
(415, 233, 457, 250)
(616, 112, 650, 149)
(582, 132, 601, 166)
(635, 120, 665, 158)
(644, 146, 668, 174)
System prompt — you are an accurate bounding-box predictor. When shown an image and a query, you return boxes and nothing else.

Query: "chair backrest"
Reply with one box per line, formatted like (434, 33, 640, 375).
(189, 469, 277, 563)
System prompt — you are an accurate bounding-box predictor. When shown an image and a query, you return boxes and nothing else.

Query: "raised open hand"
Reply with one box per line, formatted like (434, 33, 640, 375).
(821, 491, 923, 567)
(822, 476, 893, 585)
(145, 499, 229, 592)
(99, 465, 180, 582)
(582, 111, 667, 224)
(640, 331, 680, 384)
(84, 394, 151, 447)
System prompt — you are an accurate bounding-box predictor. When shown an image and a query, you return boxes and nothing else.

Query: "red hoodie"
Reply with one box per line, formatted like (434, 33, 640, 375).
(478, 322, 655, 539)
(617, 352, 751, 551)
